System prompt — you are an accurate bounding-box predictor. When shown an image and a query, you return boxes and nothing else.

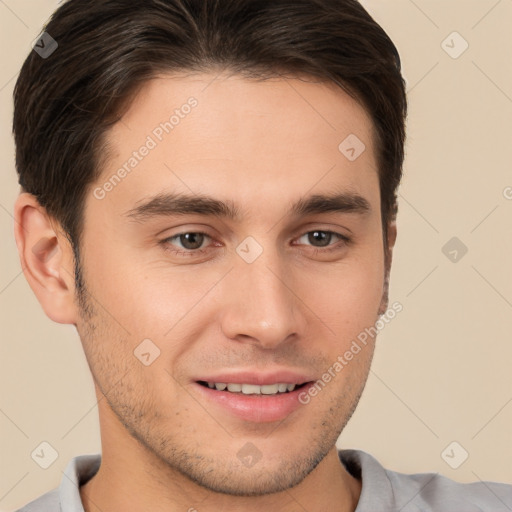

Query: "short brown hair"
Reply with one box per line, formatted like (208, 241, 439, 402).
(13, 0, 406, 258)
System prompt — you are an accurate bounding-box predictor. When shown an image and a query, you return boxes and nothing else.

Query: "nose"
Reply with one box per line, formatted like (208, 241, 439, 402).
(219, 246, 307, 349)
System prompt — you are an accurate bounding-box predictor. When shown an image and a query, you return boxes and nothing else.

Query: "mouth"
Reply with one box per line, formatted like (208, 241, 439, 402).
(196, 380, 311, 396)
(193, 377, 315, 423)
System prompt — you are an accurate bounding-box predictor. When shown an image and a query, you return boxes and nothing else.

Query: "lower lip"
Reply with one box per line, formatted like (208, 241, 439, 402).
(193, 382, 313, 423)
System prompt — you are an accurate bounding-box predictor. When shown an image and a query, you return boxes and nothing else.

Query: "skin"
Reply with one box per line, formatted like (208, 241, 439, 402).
(14, 72, 396, 512)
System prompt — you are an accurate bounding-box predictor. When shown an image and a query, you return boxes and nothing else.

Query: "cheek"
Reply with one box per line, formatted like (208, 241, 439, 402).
(297, 253, 385, 338)
(125, 268, 228, 340)
(81, 237, 203, 334)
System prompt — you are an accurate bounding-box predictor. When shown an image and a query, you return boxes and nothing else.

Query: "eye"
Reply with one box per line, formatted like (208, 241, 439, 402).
(160, 229, 351, 259)
(161, 232, 213, 256)
(295, 230, 350, 252)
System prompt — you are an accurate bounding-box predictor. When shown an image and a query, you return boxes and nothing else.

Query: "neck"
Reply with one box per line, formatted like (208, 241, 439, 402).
(80, 445, 360, 512)
(80, 404, 361, 512)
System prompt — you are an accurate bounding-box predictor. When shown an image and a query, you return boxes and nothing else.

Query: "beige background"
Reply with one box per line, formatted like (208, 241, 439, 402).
(1, 0, 511, 509)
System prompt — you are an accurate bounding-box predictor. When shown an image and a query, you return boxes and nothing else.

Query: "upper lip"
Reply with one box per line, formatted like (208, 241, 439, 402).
(194, 369, 315, 386)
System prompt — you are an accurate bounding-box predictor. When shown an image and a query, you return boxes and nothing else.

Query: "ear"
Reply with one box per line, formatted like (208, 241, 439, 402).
(378, 221, 397, 316)
(13, 193, 79, 324)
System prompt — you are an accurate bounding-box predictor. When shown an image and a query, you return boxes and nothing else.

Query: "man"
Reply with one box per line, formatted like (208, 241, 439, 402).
(12, 0, 511, 511)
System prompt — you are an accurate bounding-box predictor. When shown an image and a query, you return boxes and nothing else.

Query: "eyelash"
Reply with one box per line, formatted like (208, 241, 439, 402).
(160, 230, 351, 257)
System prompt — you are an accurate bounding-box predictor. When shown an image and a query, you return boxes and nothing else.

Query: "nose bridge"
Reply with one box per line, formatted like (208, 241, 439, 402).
(220, 241, 304, 347)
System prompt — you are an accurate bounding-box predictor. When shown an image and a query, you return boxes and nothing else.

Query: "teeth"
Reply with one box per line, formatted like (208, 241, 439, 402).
(242, 384, 261, 394)
(261, 384, 279, 395)
(205, 382, 299, 395)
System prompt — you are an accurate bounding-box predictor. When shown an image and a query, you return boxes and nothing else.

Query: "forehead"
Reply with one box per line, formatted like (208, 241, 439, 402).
(90, 72, 379, 220)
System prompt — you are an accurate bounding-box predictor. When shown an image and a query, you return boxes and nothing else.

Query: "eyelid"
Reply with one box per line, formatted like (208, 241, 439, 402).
(292, 230, 351, 255)
(161, 231, 214, 254)
(295, 230, 349, 243)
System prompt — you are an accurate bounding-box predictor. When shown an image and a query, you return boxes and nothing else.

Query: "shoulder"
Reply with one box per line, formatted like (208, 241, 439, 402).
(386, 465, 512, 511)
(339, 449, 512, 512)
(13, 488, 59, 512)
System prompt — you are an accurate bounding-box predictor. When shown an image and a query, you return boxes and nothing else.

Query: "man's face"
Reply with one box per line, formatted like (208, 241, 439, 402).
(76, 72, 389, 495)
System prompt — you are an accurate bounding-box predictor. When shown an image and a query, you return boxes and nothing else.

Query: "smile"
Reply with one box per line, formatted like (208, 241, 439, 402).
(197, 381, 309, 395)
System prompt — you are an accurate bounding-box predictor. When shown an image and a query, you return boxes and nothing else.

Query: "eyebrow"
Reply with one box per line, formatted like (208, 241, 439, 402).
(124, 191, 371, 222)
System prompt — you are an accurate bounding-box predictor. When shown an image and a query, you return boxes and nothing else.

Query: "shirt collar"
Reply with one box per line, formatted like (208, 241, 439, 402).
(60, 453, 101, 512)
(338, 449, 395, 511)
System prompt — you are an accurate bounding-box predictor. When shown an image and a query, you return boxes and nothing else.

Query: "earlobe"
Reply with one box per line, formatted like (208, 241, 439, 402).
(378, 221, 397, 316)
(387, 221, 398, 251)
(13, 193, 78, 324)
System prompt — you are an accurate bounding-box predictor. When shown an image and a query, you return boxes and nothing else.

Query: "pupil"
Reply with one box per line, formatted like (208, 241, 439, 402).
(181, 233, 203, 250)
(309, 231, 330, 247)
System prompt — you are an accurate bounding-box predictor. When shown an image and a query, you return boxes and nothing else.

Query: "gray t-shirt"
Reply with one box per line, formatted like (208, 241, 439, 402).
(16, 449, 512, 511)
